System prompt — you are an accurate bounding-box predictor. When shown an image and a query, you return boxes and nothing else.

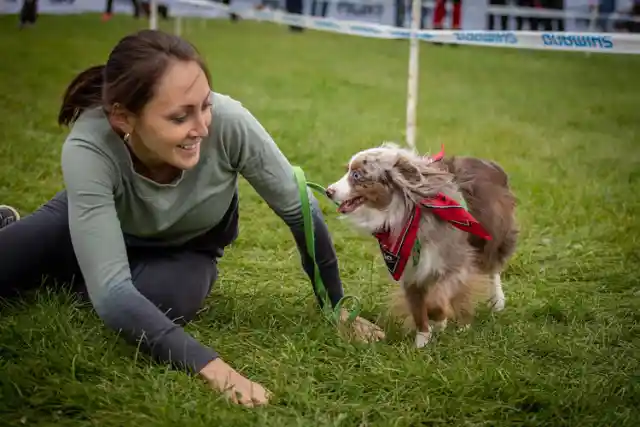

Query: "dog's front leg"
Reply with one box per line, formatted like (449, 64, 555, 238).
(404, 284, 431, 348)
(488, 273, 505, 312)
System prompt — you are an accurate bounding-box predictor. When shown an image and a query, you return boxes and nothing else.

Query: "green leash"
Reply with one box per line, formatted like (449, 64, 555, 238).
(292, 166, 361, 325)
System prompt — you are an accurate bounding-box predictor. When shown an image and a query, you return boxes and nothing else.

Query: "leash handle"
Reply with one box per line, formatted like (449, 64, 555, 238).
(292, 166, 361, 325)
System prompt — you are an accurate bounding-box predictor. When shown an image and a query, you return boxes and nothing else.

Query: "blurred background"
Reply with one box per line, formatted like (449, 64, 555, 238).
(3, 0, 639, 33)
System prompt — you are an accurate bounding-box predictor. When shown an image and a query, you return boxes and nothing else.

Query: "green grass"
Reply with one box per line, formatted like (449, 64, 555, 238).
(1, 12, 640, 427)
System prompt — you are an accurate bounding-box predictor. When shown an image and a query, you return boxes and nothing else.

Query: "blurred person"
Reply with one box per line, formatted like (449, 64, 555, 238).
(433, 0, 462, 30)
(220, 0, 240, 22)
(487, 0, 509, 30)
(516, 0, 542, 30)
(395, 0, 406, 27)
(140, 1, 171, 20)
(592, 0, 617, 32)
(311, 0, 329, 17)
(618, 0, 640, 32)
(545, 0, 565, 31)
(537, 0, 565, 31)
(420, 3, 432, 30)
(102, 0, 141, 21)
(0, 30, 384, 407)
(397, 0, 431, 29)
(285, 0, 304, 31)
(18, 0, 38, 29)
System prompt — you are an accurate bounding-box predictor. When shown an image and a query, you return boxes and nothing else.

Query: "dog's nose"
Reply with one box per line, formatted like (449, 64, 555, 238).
(325, 186, 336, 199)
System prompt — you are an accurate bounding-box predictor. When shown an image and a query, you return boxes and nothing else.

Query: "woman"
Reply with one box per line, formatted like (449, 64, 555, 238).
(433, 0, 462, 30)
(102, 0, 141, 21)
(515, 0, 540, 31)
(487, 0, 509, 31)
(0, 29, 384, 407)
(18, 0, 38, 29)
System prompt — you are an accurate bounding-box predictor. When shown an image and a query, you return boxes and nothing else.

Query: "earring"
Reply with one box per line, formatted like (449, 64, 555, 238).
(123, 133, 130, 143)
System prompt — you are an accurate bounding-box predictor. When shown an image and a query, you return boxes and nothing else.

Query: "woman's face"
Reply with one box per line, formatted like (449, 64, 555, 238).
(121, 59, 213, 173)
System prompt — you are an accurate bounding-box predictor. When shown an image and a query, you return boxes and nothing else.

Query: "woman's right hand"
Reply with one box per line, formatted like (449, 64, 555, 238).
(199, 358, 271, 407)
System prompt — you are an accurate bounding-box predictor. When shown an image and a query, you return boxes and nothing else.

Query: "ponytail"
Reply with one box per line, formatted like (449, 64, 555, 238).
(58, 64, 105, 127)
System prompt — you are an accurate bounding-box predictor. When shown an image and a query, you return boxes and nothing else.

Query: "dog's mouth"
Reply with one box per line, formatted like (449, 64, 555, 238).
(337, 196, 365, 214)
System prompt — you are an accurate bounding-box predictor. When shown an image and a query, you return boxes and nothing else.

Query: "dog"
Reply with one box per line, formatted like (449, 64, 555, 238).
(325, 142, 518, 348)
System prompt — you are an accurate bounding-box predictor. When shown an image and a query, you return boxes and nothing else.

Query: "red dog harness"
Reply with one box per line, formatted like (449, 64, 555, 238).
(373, 146, 492, 281)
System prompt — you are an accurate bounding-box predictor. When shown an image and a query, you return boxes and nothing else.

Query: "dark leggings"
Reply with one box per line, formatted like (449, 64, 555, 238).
(0, 190, 222, 325)
(488, 0, 509, 31)
(105, 0, 141, 18)
(19, 0, 37, 25)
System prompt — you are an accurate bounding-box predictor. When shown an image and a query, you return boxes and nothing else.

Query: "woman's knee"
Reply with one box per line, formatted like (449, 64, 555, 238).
(130, 252, 218, 324)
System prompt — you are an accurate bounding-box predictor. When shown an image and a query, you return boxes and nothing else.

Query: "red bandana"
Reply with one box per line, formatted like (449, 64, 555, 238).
(373, 206, 421, 281)
(373, 193, 492, 281)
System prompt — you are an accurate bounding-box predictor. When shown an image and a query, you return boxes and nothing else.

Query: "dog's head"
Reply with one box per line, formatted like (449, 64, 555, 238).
(326, 142, 457, 234)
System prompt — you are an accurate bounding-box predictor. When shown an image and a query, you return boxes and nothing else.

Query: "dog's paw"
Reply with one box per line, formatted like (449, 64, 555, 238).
(488, 293, 505, 312)
(489, 274, 506, 312)
(415, 329, 432, 348)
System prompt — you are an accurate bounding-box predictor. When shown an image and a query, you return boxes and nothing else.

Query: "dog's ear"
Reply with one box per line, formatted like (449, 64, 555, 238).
(385, 155, 425, 203)
(388, 155, 422, 186)
(386, 153, 456, 201)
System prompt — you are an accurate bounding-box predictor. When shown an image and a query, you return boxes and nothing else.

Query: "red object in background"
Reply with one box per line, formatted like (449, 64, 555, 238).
(433, 0, 462, 29)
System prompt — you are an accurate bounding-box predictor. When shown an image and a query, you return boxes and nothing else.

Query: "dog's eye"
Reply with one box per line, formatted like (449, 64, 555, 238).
(351, 170, 362, 181)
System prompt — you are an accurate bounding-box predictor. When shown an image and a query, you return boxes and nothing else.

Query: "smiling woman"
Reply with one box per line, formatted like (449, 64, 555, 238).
(0, 29, 384, 408)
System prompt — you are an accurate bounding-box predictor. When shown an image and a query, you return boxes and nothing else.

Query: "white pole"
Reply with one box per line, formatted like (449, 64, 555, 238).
(585, 1, 600, 58)
(150, 0, 158, 30)
(405, 0, 422, 150)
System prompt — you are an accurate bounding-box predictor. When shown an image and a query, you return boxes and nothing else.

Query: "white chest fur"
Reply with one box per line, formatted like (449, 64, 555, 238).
(399, 240, 444, 287)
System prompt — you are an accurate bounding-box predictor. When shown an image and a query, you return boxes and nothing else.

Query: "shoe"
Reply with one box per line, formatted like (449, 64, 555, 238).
(0, 205, 20, 229)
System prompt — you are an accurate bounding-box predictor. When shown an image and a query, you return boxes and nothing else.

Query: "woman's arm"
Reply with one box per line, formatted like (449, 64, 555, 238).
(214, 98, 345, 309)
(61, 138, 218, 373)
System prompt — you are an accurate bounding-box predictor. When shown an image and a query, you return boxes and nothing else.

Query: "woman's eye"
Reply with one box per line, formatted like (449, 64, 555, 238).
(171, 115, 187, 124)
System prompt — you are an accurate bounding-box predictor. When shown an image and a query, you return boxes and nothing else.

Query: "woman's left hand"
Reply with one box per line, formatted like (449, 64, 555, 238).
(338, 309, 386, 343)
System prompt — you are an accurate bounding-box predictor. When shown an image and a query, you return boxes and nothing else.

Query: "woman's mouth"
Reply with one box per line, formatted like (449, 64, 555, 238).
(178, 142, 199, 151)
(178, 138, 202, 152)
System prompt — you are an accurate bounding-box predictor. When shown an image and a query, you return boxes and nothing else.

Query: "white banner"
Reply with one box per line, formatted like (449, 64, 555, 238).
(171, 0, 633, 30)
(175, 0, 640, 54)
(1, 0, 638, 33)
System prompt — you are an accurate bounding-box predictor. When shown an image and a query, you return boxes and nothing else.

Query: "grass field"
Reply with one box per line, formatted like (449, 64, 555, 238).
(1, 12, 640, 427)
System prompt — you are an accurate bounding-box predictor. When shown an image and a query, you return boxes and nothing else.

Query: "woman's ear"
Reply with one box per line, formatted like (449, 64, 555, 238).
(108, 103, 136, 136)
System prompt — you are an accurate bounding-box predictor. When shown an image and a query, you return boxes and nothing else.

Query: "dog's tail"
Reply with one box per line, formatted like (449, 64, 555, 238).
(386, 271, 492, 331)
(448, 271, 493, 325)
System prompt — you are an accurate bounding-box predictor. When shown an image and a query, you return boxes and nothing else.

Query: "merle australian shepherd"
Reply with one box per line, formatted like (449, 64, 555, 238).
(326, 143, 518, 348)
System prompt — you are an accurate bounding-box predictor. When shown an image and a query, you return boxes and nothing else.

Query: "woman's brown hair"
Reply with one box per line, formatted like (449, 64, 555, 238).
(58, 29, 211, 127)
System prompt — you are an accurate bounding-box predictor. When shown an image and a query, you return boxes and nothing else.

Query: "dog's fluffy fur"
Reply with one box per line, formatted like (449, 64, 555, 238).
(326, 143, 518, 348)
